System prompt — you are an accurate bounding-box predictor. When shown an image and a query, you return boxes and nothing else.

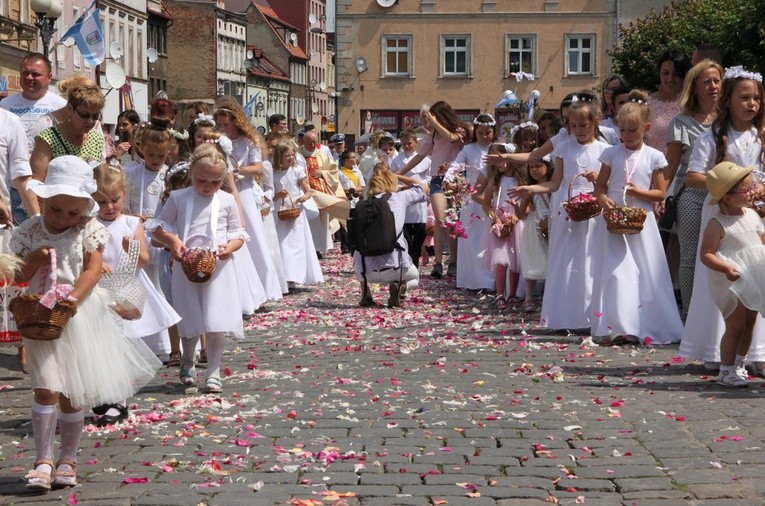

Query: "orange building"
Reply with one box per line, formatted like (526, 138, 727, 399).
(335, 0, 625, 137)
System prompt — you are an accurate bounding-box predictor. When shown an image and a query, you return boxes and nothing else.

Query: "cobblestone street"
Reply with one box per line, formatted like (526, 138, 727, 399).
(0, 249, 763, 505)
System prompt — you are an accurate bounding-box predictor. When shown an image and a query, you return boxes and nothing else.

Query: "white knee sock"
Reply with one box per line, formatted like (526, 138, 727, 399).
(31, 402, 58, 463)
(205, 332, 225, 380)
(181, 336, 200, 367)
(58, 410, 83, 462)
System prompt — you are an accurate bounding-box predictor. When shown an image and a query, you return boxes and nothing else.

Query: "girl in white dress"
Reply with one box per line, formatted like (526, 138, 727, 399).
(482, 143, 525, 309)
(590, 91, 683, 345)
(700, 163, 765, 386)
(454, 114, 495, 290)
(148, 143, 248, 394)
(509, 97, 609, 329)
(200, 132, 266, 318)
(92, 165, 181, 426)
(679, 67, 765, 372)
(123, 118, 173, 359)
(214, 105, 284, 300)
(12, 156, 161, 491)
(272, 142, 324, 286)
(514, 157, 553, 313)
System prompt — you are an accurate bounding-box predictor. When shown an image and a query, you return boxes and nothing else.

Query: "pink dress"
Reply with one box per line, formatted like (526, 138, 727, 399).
(645, 97, 679, 156)
(419, 130, 465, 177)
(484, 175, 524, 270)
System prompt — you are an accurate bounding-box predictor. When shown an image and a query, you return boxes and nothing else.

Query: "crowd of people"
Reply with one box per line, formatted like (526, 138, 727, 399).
(1, 42, 765, 492)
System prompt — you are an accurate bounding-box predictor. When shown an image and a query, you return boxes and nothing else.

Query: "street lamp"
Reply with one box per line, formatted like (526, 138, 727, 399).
(30, 0, 63, 58)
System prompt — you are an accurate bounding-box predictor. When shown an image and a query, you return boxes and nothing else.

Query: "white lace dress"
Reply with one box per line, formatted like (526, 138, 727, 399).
(10, 217, 162, 409)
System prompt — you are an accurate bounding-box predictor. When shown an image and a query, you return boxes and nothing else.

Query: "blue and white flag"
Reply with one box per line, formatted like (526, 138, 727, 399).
(60, 0, 105, 67)
(243, 93, 259, 118)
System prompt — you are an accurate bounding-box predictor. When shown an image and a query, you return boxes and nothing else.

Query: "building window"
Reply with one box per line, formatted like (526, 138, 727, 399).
(440, 35, 470, 77)
(566, 34, 594, 76)
(382, 34, 412, 77)
(506, 34, 535, 75)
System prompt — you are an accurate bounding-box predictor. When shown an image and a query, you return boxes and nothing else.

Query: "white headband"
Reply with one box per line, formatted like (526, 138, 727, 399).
(724, 65, 763, 83)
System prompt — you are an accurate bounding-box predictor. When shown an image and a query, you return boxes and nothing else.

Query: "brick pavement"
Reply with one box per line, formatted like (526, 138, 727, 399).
(0, 249, 764, 505)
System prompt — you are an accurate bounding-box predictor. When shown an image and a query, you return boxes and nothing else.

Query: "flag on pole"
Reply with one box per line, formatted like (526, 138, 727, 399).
(60, 0, 105, 67)
(243, 93, 259, 118)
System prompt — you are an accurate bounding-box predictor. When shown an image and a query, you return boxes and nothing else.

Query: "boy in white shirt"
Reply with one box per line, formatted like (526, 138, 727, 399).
(390, 129, 431, 267)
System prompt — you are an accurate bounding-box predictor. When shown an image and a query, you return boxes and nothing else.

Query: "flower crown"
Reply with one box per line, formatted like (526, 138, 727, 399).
(194, 113, 216, 127)
(570, 95, 594, 103)
(509, 121, 538, 140)
(473, 114, 496, 127)
(166, 161, 190, 179)
(168, 127, 190, 141)
(724, 65, 763, 83)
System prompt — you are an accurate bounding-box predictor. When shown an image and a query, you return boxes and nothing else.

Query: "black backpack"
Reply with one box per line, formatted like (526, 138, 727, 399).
(347, 193, 403, 258)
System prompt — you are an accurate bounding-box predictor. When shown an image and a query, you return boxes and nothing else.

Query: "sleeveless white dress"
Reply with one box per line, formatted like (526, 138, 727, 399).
(98, 215, 180, 352)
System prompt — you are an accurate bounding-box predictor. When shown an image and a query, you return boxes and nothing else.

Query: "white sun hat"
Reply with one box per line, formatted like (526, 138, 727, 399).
(27, 155, 98, 212)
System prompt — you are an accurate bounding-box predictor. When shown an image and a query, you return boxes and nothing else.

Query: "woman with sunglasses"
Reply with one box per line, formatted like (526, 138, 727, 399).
(30, 75, 106, 182)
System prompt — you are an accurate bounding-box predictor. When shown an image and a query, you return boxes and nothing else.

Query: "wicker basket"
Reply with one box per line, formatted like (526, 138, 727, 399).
(562, 173, 602, 222)
(277, 194, 301, 221)
(99, 239, 147, 320)
(181, 248, 217, 283)
(603, 186, 648, 235)
(499, 220, 514, 238)
(9, 249, 76, 341)
(260, 206, 271, 217)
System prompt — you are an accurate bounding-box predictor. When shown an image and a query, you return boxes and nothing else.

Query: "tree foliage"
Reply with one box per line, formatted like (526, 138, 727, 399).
(609, 0, 765, 91)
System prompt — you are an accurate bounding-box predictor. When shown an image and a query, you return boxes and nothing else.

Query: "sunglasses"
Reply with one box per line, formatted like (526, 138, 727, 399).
(74, 108, 100, 121)
(728, 184, 756, 195)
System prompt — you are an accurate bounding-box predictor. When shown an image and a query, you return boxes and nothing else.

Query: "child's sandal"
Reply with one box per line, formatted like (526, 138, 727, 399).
(25, 458, 54, 491)
(52, 459, 77, 489)
(494, 296, 509, 310)
(522, 300, 536, 313)
(166, 352, 181, 367)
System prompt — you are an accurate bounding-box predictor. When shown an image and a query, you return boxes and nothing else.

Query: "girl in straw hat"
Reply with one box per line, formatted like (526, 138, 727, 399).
(701, 162, 765, 387)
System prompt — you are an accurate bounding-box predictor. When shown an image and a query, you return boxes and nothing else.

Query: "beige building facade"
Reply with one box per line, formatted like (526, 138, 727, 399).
(335, 0, 619, 137)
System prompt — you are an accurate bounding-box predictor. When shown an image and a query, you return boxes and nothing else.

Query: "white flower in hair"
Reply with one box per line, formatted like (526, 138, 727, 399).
(724, 65, 763, 83)
(194, 113, 216, 126)
(216, 135, 233, 156)
(168, 127, 190, 141)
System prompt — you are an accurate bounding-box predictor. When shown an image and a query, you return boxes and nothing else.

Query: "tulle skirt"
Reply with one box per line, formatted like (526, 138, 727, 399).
(25, 288, 162, 409)
(722, 245, 765, 316)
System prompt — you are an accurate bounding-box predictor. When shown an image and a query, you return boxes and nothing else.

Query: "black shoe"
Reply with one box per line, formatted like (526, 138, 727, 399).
(95, 404, 128, 427)
(92, 404, 110, 416)
(431, 263, 443, 279)
(316, 251, 323, 259)
(388, 283, 401, 308)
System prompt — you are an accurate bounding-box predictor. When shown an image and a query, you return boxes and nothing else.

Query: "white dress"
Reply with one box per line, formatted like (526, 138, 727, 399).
(260, 161, 289, 294)
(679, 128, 765, 361)
(231, 136, 284, 301)
(10, 217, 161, 409)
(454, 143, 495, 290)
(520, 193, 550, 281)
(98, 215, 180, 352)
(147, 188, 248, 340)
(589, 145, 683, 344)
(709, 209, 765, 316)
(540, 138, 609, 329)
(272, 166, 324, 285)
